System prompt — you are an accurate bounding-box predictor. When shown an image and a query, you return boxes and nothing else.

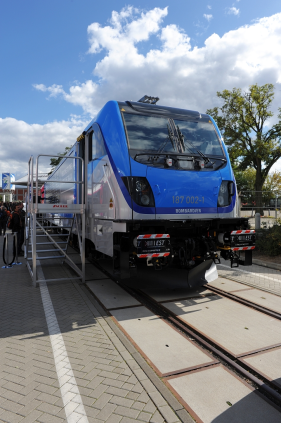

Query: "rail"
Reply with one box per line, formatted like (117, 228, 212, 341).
(84, 255, 281, 407)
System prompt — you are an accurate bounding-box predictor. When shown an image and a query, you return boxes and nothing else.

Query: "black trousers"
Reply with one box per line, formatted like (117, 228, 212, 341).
(12, 231, 23, 254)
(0, 221, 6, 236)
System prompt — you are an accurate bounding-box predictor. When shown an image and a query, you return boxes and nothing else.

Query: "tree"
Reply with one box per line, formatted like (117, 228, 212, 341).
(234, 168, 281, 209)
(49, 146, 71, 174)
(262, 171, 281, 204)
(234, 168, 256, 205)
(207, 84, 281, 213)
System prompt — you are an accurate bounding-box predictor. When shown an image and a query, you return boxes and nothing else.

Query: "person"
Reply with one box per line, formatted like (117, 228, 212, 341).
(0, 206, 8, 236)
(11, 204, 23, 256)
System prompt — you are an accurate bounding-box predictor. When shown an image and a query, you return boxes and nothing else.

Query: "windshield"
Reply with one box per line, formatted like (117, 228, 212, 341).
(123, 113, 224, 156)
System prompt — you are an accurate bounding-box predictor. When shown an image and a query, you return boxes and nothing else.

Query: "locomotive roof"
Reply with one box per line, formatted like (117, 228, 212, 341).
(82, 100, 210, 136)
(118, 101, 209, 121)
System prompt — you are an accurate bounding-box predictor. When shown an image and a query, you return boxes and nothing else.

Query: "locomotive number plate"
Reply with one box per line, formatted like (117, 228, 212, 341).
(231, 234, 255, 245)
(137, 238, 170, 255)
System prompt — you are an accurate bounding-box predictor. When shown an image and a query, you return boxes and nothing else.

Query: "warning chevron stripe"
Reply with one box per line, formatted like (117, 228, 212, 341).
(137, 252, 170, 258)
(232, 246, 255, 251)
(137, 234, 170, 239)
(231, 230, 255, 234)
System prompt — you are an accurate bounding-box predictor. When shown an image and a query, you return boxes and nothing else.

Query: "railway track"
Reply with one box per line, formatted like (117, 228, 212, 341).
(203, 284, 281, 321)
(120, 284, 281, 399)
(83, 257, 281, 419)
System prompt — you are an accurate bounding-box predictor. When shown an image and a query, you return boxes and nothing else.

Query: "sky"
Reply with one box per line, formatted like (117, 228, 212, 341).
(1, 0, 281, 181)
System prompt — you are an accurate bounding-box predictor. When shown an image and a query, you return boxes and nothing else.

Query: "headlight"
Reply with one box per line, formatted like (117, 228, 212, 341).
(122, 177, 155, 207)
(217, 181, 235, 207)
(141, 194, 150, 205)
(218, 195, 225, 206)
(136, 180, 147, 192)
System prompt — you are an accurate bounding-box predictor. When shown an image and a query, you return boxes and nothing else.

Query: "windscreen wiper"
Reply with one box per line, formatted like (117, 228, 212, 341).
(176, 126, 214, 167)
(134, 152, 195, 162)
(167, 119, 185, 153)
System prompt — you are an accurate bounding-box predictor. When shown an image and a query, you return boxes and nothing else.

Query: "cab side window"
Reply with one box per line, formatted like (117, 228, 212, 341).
(91, 131, 97, 160)
(92, 124, 106, 160)
(88, 131, 93, 161)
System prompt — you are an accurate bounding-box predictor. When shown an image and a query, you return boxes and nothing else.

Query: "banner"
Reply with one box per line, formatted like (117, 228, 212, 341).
(2, 173, 15, 190)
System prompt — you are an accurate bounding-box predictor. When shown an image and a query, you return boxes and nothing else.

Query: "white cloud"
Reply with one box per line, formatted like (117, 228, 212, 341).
(31, 7, 281, 172)
(0, 116, 86, 179)
(203, 14, 213, 22)
(227, 7, 240, 16)
(207, 5, 212, 10)
(34, 7, 281, 123)
(33, 84, 65, 98)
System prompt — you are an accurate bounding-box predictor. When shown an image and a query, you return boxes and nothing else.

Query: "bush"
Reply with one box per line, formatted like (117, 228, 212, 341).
(255, 220, 281, 256)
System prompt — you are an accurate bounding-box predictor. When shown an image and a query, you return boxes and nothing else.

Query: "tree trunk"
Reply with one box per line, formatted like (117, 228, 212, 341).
(255, 161, 264, 215)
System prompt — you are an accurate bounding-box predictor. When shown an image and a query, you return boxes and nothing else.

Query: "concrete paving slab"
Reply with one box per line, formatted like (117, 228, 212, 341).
(164, 296, 281, 356)
(123, 267, 213, 302)
(87, 280, 141, 309)
(167, 365, 281, 423)
(242, 348, 281, 388)
(218, 258, 281, 296)
(209, 278, 253, 293)
(146, 287, 213, 303)
(111, 306, 215, 376)
(85, 264, 109, 280)
(233, 288, 281, 314)
(98, 259, 213, 301)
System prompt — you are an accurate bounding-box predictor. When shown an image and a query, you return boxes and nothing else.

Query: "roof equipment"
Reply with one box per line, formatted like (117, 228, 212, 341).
(137, 95, 159, 104)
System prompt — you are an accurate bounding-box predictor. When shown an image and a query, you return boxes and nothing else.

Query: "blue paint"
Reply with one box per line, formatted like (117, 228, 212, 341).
(91, 105, 236, 216)
(49, 101, 236, 219)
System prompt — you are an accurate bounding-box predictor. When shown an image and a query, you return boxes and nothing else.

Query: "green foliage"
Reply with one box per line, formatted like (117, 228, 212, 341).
(234, 168, 256, 193)
(255, 219, 281, 256)
(207, 84, 281, 212)
(262, 171, 281, 203)
(49, 146, 71, 174)
(234, 168, 281, 205)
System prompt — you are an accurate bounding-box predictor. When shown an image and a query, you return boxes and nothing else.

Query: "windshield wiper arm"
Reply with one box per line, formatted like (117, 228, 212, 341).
(167, 121, 178, 152)
(156, 137, 170, 154)
(176, 126, 214, 167)
(134, 152, 194, 161)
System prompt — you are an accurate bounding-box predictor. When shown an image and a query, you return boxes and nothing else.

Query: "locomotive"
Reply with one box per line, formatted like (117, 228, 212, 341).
(44, 96, 255, 287)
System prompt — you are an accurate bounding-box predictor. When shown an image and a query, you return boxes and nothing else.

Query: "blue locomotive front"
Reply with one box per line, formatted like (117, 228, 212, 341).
(46, 97, 255, 286)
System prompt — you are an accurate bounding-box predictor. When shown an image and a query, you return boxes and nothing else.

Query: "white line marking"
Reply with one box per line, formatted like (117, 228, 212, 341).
(38, 261, 89, 423)
(218, 264, 281, 284)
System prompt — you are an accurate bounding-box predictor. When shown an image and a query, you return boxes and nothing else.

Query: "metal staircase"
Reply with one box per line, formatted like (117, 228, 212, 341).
(25, 155, 85, 287)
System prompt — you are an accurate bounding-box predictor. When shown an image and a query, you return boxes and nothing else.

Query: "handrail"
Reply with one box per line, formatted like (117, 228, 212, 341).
(103, 163, 116, 219)
(34, 154, 85, 213)
(26, 153, 85, 286)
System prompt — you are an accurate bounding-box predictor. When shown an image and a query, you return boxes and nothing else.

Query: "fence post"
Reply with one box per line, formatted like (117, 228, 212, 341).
(275, 197, 278, 220)
(255, 213, 260, 230)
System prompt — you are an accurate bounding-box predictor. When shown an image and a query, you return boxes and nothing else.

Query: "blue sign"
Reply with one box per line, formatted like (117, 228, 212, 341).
(2, 173, 10, 189)
(2, 173, 15, 190)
